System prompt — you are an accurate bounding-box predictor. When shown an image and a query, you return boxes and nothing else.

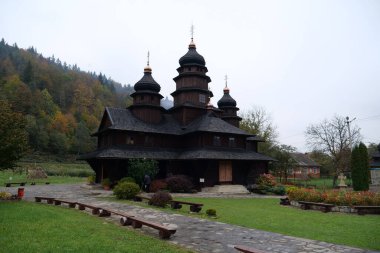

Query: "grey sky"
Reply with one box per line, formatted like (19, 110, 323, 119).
(1, 0, 379, 151)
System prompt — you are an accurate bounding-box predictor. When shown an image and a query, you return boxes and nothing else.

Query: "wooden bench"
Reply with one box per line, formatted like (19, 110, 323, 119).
(280, 197, 290, 205)
(110, 209, 175, 239)
(5, 182, 27, 187)
(234, 245, 268, 253)
(170, 200, 203, 212)
(35, 196, 55, 204)
(109, 210, 135, 225)
(354, 206, 380, 215)
(53, 199, 76, 208)
(133, 195, 151, 202)
(130, 216, 176, 239)
(298, 201, 334, 213)
(76, 203, 102, 215)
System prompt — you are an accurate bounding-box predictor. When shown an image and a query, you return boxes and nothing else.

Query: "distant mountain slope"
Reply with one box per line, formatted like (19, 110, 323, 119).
(0, 39, 133, 155)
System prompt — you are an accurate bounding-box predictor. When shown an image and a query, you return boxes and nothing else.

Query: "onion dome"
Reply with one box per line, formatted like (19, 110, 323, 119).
(179, 39, 206, 67)
(217, 85, 237, 107)
(134, 65, 161, 92)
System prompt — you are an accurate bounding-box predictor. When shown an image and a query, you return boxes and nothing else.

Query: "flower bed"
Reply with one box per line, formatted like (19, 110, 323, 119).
(287, 188, 380, 206)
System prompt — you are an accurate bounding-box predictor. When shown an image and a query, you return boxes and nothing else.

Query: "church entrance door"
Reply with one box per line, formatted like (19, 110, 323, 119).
(219, 160, 232, 184)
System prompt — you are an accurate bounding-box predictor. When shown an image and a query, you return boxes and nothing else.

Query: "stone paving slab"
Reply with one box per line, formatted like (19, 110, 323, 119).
(1, 184, 379, 253)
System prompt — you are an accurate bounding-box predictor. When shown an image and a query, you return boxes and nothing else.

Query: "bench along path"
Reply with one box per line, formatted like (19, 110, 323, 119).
(5, 184, 378, 253)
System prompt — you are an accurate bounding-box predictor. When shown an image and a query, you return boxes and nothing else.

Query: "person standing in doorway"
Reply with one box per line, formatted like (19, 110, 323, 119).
(143, 174, 151, 192)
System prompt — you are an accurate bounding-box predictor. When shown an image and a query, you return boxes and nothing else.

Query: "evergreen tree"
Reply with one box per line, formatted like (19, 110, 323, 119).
(351, 142, 370, 191)
(22, 60, 33, 84)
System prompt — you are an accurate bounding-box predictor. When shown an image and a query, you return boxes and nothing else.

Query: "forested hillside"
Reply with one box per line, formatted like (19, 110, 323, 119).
(0, 39, 133, 156)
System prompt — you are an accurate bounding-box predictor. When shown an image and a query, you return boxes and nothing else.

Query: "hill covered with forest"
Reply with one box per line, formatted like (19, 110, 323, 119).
(0, 39, 133, 157)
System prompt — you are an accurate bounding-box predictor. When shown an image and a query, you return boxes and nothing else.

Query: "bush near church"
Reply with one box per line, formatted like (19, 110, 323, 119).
(113, 182, 140, 200)
(148, 191, 172, 207)
(118, 177, 136, 184)
(287, 187, 380, 206)
(251, 173, 286, 195)
(149, 179, 168, 192)
(166, 175, 194, 193)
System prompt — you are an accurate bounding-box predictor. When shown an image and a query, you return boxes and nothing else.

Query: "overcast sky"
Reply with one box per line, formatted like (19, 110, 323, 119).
(1, 0, 379, 152)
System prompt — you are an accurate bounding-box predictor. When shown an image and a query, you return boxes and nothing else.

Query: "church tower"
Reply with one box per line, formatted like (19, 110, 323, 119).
(129, 54, 164, 124)
(217, 77, 241, 127)
(170, 35, 212, 125)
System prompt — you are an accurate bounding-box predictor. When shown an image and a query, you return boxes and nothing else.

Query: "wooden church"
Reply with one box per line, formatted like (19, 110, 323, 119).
(80, 37, 274, 187)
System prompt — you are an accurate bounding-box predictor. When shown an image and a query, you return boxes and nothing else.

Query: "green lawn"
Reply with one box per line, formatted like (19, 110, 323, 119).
(0, 201, 192, 253)
(111, 197, 380, 250)
(0, 162, 94, 185)
(279, 177, 353, 189)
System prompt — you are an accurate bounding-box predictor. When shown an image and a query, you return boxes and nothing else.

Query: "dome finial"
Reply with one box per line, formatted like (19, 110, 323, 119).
(223, 74, 230, 93)
(144, 51, 152, 73)
(189, 24, 196, 49)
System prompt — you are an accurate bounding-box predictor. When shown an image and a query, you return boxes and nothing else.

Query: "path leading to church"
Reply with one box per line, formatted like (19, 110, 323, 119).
(3, 184, 378, 253)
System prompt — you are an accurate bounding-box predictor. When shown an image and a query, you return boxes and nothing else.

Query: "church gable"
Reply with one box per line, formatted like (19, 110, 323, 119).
(97, 108, 113, 132)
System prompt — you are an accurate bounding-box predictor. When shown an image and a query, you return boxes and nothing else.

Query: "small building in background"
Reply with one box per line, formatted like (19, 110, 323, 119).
(370, 144, 380, 185)
(289, 153, 321, 179)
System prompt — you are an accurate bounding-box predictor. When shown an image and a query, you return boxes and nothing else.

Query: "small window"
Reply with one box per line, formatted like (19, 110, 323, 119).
(213, 136, 221, 146)
(126, 136, 134, 145)
(199, 94, 206, 103)
(228, 137, 236, 148)
(151, 95, 154, 101)
(144, 136, 153, 146)
(141, 95, 144, 101)
(188, 67, 191, 71)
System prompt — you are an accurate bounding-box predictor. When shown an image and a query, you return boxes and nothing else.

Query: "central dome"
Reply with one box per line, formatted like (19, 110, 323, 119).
(179, 42, 206, 67)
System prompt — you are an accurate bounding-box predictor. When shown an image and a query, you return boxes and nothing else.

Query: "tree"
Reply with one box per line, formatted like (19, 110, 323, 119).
(308, 150, 334, 176)
(240, 106, 278, 155)
(22, 60, 33, 84)
(305, 115, 361, 186)
(270, 144, 297, 183)
(127, 159, 158, 186)
(367, 142, 379, 159)
(351, 143, 369, 191)
(0, 100, 28, 170)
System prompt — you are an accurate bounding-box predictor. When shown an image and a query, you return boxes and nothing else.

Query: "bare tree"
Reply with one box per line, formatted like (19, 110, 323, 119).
(240, 106, 278, 154)
(305, 115, 361, 186)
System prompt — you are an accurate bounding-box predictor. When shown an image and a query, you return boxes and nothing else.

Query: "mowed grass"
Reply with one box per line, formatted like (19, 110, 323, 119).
(0, 162, 94, 185)
(0, 201, 192, 253)
(278, 177, 352, 189)
(179, 198, 380, 250)
(113, 197, 380, 250)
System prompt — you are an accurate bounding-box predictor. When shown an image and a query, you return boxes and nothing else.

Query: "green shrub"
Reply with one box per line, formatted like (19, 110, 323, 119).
(148, 191, 172, 207)
(87, 175, 95, 184)
(127, 159, 158, 185)
(269, 185, 286, 195)
(113, 182, 140, 199)
(101, 178, 111, 187)
(118, 177, 136, 184)
(206, 209, 217, 216)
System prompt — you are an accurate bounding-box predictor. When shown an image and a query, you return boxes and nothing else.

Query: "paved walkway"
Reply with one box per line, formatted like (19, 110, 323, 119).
(2, 184, 378, 253)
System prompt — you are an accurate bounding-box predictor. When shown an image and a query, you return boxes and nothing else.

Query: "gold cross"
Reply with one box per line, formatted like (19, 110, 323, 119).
(147, 51, 150, 66)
